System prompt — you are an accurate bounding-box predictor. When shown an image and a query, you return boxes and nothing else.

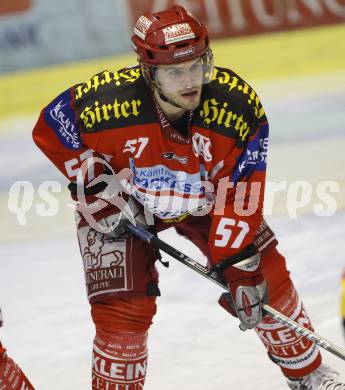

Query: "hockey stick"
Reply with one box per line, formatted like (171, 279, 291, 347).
(126, 222, 345, 362)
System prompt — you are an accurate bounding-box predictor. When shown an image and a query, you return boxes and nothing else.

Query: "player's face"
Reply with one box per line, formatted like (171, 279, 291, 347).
(155, 58, 204, 110)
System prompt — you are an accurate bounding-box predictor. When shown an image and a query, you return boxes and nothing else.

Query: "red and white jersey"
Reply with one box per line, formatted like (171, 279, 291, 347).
(33, 65, 270, 264)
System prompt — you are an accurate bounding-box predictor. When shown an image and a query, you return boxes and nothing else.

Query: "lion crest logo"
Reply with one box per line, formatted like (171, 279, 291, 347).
(82, 229, 124, 271)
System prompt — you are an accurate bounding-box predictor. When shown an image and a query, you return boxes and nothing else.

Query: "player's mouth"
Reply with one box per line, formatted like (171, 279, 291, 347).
(180, 88, 200, 100)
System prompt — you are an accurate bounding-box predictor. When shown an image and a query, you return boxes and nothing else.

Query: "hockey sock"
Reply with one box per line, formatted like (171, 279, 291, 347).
(92, 329, 148, 390)
(0, 349, 35, 389)
(255, 284, 322, 378)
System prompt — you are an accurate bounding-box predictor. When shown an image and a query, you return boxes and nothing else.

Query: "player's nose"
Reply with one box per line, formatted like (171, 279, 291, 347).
(181, 71, 199, 89)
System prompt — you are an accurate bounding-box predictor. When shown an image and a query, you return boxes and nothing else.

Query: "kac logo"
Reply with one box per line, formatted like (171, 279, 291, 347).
(192, 132, 212, 162)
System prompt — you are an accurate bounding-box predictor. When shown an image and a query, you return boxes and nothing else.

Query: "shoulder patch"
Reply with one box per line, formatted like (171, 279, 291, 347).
(193, 67, 266, 145)
(44, 89, 82, 150)
(74, 67, 156, 133)
(74, 67, 142, 102)
(231, 122, 269, 183)
(212, 67, 265, 120)
(197, 97, 252, 142)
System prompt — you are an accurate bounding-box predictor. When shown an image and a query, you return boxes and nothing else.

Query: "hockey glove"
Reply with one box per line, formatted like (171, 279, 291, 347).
(70, 166, 149, 236)
(217, 250, 268, 330)
(96, 196, 148, 238)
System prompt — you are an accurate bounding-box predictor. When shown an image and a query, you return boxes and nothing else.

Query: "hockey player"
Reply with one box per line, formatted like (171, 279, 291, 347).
(0, 308, 35, 389)
(32, 5, 344, 389)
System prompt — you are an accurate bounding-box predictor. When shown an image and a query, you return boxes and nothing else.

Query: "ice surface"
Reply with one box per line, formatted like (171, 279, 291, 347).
(1, 213, 345, 389)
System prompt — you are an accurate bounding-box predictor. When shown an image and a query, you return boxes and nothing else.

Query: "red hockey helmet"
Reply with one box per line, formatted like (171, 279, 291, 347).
(131, 5, 210, 66)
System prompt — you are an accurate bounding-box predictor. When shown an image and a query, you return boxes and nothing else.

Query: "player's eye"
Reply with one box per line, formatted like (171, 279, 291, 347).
(168, 69, 184, 77)
(190, 61, 201, 72)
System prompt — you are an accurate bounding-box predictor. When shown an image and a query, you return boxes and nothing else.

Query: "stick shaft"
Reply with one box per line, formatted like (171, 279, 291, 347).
(262, 305, 345, 361)
(126, 223, 345, 361)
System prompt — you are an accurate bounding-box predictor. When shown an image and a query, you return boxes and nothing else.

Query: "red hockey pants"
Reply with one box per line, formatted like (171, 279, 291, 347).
(89, 244, 321, 389)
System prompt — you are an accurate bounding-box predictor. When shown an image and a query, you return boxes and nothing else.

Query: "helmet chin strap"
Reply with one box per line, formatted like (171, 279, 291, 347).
(141, 62, 189, 110)
(156, 87, 185, 110)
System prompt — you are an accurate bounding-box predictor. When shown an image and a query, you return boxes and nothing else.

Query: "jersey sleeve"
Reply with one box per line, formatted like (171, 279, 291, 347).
(208, 101, 269, 264)
(32, 87, 104, 184)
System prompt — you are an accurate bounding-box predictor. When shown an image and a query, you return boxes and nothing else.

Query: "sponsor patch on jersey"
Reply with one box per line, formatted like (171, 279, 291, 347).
(79, 97, 142, 132)
(78, 226, 132, 300)
(213, 68, 266, 120)
(161, 152, 188, 164)
(134, 15, 152, 40)
(163, 23, 195, 45)
(74, 68, 141, 101)
(232, 122, 268, 183)
(129, 159, 204, 194)
(199, 98, 251, 142)
(44, 89, 82, 150)
(124, 160, 213, 220)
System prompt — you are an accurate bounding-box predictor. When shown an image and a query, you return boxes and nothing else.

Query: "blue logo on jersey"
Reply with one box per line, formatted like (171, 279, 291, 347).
(44, 89, 82, 150)
(232, 122, 269, 184)
(129, 159, 205, 194)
